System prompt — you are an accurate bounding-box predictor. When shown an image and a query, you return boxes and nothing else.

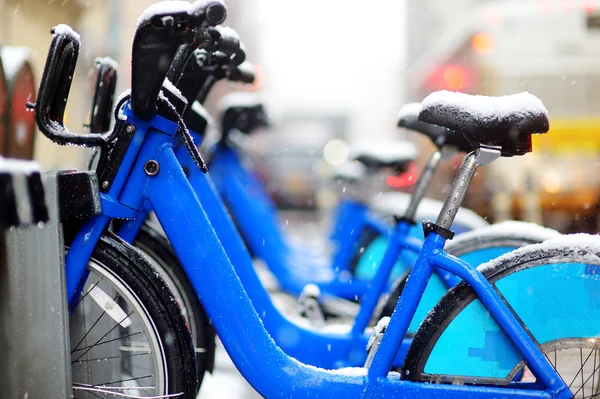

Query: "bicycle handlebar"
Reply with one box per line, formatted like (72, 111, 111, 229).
(131, 1, 227, 120)
(32, 26, 118, 147)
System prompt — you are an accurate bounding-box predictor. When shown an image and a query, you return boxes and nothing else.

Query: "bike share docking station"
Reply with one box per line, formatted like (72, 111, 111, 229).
(0, 158, 101, 399)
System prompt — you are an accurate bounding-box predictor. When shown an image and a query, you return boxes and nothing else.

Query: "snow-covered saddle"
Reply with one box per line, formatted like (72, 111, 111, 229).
(419, 91, 549, 156)
(397, 102, 471, 152)
(349, 141, 418, 171)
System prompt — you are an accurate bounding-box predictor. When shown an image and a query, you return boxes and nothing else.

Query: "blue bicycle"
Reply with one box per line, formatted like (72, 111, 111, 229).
(36, 2, 600, 398)
(86, 18, 560, 380)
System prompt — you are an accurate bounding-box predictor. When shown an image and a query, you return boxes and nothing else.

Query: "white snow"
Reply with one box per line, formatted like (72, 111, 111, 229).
(421, 91, 548, 123)
(95, 56, 119, 72)
(333, 161, 366, 182)
(319, 323, 352, 334)
(217, 92, 263, 112)
(289, 356, 367, 376)
(52, 24, 80, 42)
(350, 141, 418, 165)
(370, 191, 489, 230)
(136, 1, 191, 28)
(191, 100, 214, 126)
(477, 233, 600, 275)
(397, 102, 422, 121)
(445, 220, 561, 253)
(236, 61, 256, 79)
(300, 283, 321, 299)
(115, 89, 131, 121)
(367, 316, 390, 350)
(0, 156, 40, 174)
(216, 25, 240, 41)
(189, 0, 226, 16)
(163, 77, 183, 98)
(0, 47, 31, 79)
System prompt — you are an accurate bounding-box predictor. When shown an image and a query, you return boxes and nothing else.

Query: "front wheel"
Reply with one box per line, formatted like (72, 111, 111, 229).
(69, 233, 198, 398)
(402, 234, 600, 397)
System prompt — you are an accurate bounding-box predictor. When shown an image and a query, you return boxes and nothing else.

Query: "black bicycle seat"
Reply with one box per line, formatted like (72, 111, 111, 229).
(419, 91, 549, 156)
(398, 103, 472, 153)
(219, 93, 269, 137)
(350, 141, 417, 171)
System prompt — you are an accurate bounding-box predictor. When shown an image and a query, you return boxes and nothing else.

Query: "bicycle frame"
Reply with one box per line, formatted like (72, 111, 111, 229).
(65, 105, 571, 398)
(116, 133, 414, 368)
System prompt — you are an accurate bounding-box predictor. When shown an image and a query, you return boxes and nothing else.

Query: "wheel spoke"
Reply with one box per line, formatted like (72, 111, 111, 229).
(71, 291, 120, 353)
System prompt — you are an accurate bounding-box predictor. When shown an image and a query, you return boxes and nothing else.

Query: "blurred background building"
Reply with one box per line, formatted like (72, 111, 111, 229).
(2, 0, 600, 232)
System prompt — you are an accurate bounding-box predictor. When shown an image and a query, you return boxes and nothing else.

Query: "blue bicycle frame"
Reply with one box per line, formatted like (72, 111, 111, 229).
(65, 103, 571, 398)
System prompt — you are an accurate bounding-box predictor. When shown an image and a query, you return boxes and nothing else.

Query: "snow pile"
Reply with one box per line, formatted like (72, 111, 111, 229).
(397, 102, 422, 121)
(52, 24, 80, 43)
(421, 91, 548, 127)
(189, 0, 226, 17)
(478, 233, 600, 276)
(95, 56, 119, 72)
(445, 220, 561, 253)
(350, 141, 418, 164)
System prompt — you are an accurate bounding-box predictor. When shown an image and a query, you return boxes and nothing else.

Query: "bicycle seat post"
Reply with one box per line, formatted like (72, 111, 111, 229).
(436, 147, 501, 230)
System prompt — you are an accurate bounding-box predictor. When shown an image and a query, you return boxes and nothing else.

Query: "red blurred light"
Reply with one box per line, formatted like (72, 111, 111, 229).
(582, 0, 597, 13)
(471, 32, 495, 56)
(385, 163, 417, 189)
(442, 66, 468, 91)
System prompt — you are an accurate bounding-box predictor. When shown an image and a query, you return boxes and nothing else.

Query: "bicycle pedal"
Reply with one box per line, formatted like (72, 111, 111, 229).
(364, 317, 390, 367)
(298, 284, 326, 327)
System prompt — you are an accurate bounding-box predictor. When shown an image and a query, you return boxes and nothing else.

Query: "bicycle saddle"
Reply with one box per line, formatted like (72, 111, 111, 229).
(332, 161, 366, 184)
(398, 102, 472, 153)
(350, 141, 417, 171)
(219, 92, 268, 136)
(419, 91, 549, 156)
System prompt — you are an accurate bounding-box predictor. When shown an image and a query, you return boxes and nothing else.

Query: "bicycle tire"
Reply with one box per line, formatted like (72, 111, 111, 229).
(402, 234, 600, 393)
(70, 232, 198, 398)
(134, 222, 216, 382)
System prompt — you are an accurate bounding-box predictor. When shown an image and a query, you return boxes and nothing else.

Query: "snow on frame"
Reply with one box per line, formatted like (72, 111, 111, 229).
(52, 24, 81, 43)
(349, 141, 418, 164)
(421, 91, 548, 123)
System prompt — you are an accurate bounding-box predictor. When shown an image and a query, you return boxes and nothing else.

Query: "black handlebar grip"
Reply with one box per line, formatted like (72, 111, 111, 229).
(205, 1, 227, 25)
(229, 62, 256, 84)
(131, 8, 198, 120)
(215, 26, 240, 57)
